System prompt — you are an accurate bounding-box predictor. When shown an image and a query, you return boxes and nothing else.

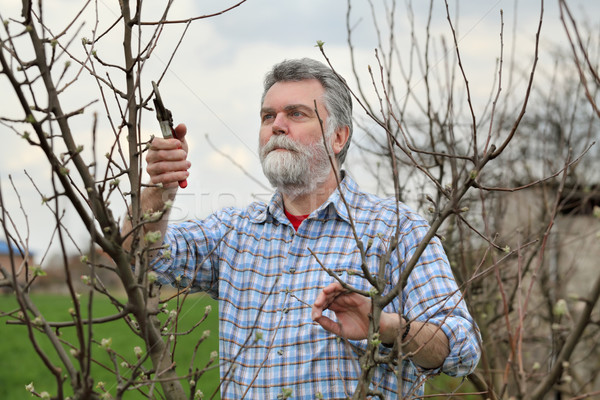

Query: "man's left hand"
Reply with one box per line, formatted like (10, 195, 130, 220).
(311, 282, 372, 340)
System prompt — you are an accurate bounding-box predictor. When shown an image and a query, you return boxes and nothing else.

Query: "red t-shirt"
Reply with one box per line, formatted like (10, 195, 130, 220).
(284, 209, 309, 230)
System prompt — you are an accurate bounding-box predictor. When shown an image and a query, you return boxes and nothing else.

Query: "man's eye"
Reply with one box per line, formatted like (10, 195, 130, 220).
(291, 111, 304, 118)
(262, 114, 274, 122)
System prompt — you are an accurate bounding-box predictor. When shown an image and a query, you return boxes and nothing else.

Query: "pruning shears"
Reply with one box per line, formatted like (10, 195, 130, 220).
(152, 81, 187, 189)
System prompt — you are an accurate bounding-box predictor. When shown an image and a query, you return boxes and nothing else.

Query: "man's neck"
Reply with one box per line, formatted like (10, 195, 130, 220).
(281, 170, 342, 216)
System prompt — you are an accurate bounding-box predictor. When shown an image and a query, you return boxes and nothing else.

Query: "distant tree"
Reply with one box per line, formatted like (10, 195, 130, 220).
(338, 0, 600, 399)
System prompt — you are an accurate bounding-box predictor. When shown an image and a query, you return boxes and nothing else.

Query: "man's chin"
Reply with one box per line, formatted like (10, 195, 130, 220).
(265, 173, 306, 188)
(263, 170, 310, 193)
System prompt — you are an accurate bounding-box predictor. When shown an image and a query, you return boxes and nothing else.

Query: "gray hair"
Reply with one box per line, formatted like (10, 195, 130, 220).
(261, 58, 353, 166)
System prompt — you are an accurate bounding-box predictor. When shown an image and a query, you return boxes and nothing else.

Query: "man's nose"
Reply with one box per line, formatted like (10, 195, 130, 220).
(272, 113, 288, 135)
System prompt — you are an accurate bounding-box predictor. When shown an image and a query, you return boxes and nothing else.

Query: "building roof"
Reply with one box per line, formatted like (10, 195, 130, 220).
(0, 239, 22, 255)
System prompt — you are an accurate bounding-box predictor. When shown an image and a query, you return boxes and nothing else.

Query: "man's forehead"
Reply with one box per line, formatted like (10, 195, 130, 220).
(262, 80, 326, 108)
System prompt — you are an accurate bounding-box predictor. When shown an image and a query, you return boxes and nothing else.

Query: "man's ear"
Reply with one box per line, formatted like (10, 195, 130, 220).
(331, 126, 350, 156)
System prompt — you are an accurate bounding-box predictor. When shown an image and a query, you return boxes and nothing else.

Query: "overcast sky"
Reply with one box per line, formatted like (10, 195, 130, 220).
(0, 0, 598, 261)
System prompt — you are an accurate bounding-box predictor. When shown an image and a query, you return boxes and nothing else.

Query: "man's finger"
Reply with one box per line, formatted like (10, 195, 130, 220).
(322, 281, 344, 295)
(312, 314, 342, 337)
(147, 158, 190, 174)
(312, 289, 329, 309)
(149, 170, 190, 187)
(174, 123, 187, 140)
(150, 149, 188, 162)
(150, 137, 184, 150)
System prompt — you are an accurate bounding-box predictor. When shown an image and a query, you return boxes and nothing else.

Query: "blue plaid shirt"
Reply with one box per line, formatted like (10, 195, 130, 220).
(153, 174, 480, 399)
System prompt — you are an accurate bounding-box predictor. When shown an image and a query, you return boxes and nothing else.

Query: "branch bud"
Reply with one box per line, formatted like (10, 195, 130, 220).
(147, 271, 157, 284)
(553, 299, 568, 317)
(144, 231, 162, 244)
(100, 337, 112, 350)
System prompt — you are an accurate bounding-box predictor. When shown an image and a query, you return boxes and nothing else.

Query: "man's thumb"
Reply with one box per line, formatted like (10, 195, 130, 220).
(174, 123, 187, 140)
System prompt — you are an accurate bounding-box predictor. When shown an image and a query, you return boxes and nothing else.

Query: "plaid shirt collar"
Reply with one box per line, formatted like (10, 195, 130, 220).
(248, 171, 357, 226)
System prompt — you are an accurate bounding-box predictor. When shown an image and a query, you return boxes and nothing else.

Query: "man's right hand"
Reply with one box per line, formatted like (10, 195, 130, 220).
(122, 123, 189, 253)
(146, 123, 191, 188)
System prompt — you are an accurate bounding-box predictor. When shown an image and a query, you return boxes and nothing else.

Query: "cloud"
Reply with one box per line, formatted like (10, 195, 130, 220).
(203, 0, 358, 48)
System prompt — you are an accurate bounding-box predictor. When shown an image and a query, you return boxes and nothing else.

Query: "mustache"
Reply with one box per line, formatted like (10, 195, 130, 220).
(261, 135, 303, 155)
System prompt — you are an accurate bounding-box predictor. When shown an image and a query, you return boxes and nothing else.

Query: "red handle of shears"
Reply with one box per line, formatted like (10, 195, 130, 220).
(171, 128, 188, 189)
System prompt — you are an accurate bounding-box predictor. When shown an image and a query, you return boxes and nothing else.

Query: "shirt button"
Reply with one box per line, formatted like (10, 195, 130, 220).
(289, 267, 296, 273)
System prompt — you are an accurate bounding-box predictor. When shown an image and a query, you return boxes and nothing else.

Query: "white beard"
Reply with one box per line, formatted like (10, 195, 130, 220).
(259, 133, 333, 197)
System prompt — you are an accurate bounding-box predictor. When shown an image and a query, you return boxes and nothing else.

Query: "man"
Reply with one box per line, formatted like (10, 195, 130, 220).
(138, 58, 480, 398)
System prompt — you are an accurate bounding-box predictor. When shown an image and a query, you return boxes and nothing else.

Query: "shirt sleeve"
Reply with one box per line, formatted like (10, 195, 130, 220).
(150, 211, 231, 298)
(393, 214, 481, 377)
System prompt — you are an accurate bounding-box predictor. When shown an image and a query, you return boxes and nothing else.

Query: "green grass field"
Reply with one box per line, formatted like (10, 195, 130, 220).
(0, 292, 220, 399)
(1, 293, 478, 399)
